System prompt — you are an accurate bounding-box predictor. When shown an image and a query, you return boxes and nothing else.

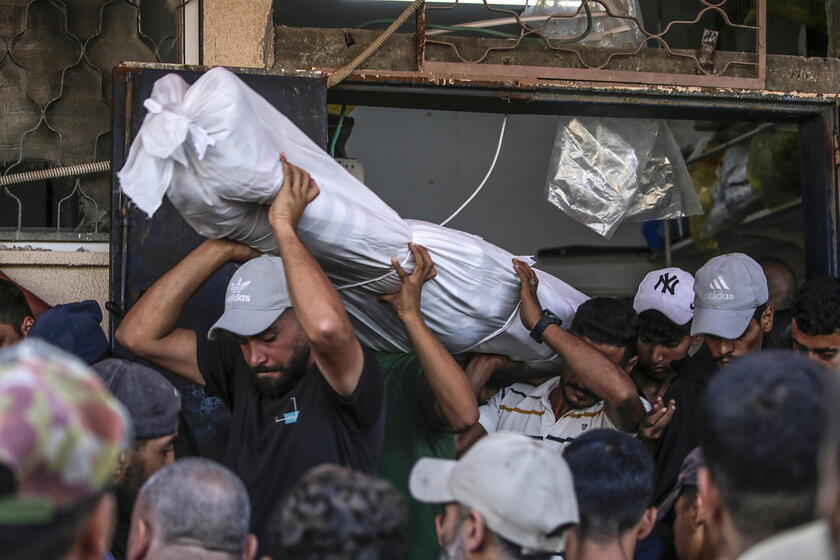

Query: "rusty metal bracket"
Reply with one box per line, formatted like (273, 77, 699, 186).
(698, 28, 719, 74)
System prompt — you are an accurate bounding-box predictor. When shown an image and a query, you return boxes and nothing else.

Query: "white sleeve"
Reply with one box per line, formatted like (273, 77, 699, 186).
(478, 389, 505, 435)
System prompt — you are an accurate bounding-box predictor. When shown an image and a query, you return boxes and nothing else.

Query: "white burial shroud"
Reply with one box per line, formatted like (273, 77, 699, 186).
(118, 67, 589, 369)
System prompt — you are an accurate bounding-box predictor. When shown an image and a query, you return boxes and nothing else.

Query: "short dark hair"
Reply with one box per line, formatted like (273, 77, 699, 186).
(570, 298, 638, 359)
(271, 465, 407, 560)
(637, 309, 691, 346)
(698, 351, 825, 542)
(0, 280, 33, 335)
(563, 429, 653, 543)
(793, 276, 840, 336)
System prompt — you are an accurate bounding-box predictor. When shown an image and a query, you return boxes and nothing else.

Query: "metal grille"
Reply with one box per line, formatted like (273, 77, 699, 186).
(418, 0, 765, 89)
(0, 0, 195, 241)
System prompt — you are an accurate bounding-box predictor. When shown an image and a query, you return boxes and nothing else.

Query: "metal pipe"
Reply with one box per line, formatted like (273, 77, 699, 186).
(685, 123, 775, 165)
(0, 160, 111, 187)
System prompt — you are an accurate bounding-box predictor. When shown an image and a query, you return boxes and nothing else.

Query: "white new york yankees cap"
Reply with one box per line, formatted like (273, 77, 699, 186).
(634, 267, 695, 326)
(691, 253, 768, 339)
(409, 432, 579, 554)
(208, 255, 292, 340)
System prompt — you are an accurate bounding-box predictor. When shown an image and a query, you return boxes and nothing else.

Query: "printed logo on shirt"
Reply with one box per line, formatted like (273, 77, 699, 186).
(705, 275, 735, 302)
(654, 273, 680, 295)
(227, 278, 252, 303)
(275, 397, 300, 424)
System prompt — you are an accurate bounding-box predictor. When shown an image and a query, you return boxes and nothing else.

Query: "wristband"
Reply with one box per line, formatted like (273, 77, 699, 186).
(529, 310, 563, 344)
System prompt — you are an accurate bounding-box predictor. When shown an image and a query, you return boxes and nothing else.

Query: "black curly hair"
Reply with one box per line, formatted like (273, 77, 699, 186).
(793, 276, 840, 336)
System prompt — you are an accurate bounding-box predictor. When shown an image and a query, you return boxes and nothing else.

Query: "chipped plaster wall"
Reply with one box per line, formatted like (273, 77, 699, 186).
(0, 249, 110, 336)
(203, 0, 274, 68)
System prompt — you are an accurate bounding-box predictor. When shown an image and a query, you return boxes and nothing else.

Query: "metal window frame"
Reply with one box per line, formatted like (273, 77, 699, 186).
(417, 0, 767, 89)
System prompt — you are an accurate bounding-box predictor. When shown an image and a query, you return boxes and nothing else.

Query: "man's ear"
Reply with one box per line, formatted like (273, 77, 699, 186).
(760, 306, 774, 333)
(113, 452, 129, 485)
(636, 507, 657, 541)
(127, 517, 152, 560)
(75, 492, 116, 560)
(20, 315, 33, 337)
(691, 490, 706, 527)
(698, 467, 722, 529)
(564, 527, 581, 560)
(624, 354, 639, 374)
(434, 512, 445, 547)
(244, 533, 258, 560)
(463, 509, 488, 553)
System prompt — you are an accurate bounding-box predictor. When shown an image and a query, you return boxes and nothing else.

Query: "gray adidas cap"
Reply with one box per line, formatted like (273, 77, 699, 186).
(208, 255, 292, 340)
(410, 432, 579, 554)
(691, 253, 768, 339)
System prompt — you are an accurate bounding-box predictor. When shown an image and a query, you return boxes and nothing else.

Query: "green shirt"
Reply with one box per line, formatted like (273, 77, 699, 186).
(377, 352, 456, 560)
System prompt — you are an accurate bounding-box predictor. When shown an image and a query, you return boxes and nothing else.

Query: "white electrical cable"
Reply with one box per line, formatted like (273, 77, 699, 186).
(439, 115, 508, 227)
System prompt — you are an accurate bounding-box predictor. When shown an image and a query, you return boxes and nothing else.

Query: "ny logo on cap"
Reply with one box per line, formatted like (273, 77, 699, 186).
(654, 273, 680, 295)
(227, 278, 251, 303)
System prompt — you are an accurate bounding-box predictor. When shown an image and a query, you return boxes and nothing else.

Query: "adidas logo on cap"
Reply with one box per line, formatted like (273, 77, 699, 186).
(705, 275, 735, 301)
(226, 277, 251, 303)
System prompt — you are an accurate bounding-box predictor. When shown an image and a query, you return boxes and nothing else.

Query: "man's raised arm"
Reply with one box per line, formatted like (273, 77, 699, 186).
(513, 260, 645, 433)
(115, 239, 258, 385)
(267, 156, 363, 398)
(378, 243, 479, 432)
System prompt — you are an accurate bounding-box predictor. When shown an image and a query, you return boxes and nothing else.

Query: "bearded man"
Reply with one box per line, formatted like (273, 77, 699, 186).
(117, 158, 385, 553)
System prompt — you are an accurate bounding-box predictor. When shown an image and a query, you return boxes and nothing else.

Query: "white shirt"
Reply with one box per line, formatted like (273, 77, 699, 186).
(737, 520, 832, 560)
(478, 377, 650, 449)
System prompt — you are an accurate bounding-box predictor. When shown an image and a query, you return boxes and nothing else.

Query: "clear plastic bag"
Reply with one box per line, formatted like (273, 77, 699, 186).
(521, 0, 646, 49)
(545, 117, 701, 238)
(625, 121, 704, 222)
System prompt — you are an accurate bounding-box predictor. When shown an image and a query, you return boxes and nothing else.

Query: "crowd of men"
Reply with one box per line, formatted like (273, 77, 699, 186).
(0, 158, 839, 560)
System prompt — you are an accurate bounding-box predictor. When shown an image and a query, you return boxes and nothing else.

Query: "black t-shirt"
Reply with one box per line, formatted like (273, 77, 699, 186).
(196, 332, 386, 548)
(651, 344, 716, 506)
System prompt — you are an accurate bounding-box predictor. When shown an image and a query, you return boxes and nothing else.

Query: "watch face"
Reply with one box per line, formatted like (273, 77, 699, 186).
(544, 310, 562, 326)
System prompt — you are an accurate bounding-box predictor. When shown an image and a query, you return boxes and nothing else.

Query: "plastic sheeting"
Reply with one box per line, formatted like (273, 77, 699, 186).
(521, 0, 646, 49)
(545, 117, 702, 238)
(118, 68, 589, 367)
(700, 144, 754, 237)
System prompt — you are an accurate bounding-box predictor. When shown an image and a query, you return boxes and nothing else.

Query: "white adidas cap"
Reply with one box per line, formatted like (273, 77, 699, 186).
(409, 432, 579, 554)
(691, 253, 768, 339)
(633, 267, 695, 326)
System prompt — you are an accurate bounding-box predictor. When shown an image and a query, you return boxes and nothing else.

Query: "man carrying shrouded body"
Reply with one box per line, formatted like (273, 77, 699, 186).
(116, 156, 386, 551)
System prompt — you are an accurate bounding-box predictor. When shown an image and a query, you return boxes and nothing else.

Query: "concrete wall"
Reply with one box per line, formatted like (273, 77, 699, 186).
(0, 247, 110, 335)
(346, 107, 655, 296)
(203, 0, 274, 67)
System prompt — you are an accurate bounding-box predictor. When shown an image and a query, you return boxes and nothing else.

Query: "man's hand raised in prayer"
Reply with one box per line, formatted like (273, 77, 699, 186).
(267, 154, 320, 231)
